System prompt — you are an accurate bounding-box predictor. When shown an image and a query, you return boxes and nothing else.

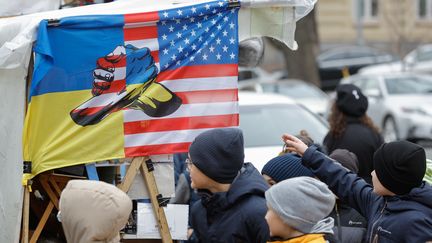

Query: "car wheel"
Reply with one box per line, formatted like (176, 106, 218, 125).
(383, 116, 399, 142)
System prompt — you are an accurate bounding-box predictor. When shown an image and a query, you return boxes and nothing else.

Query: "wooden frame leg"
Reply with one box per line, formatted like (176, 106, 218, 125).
(30, 202, 54, 243)
(140, 158, 172, 243)
(21, 186, 30, 243)
(118, 157, 141, 192)
(40, 176, 59, 210)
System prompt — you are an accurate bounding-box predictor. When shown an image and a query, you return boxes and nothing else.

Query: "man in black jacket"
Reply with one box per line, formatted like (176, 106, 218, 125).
(188, 128, 270, 243)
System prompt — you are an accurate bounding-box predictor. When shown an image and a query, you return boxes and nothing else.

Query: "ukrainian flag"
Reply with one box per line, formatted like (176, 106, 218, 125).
(23, 15, 128, 182)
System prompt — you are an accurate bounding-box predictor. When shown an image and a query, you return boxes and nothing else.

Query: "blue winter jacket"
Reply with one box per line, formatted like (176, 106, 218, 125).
(303, 146, 432, 243)
(190, 163, 270, 243)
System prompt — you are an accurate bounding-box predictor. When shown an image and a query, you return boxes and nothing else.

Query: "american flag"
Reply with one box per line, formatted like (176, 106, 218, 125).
(122, 1, 240, 156)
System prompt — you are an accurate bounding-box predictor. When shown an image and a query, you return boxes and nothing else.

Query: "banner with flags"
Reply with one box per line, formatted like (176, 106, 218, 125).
(23, 0, 239, 180)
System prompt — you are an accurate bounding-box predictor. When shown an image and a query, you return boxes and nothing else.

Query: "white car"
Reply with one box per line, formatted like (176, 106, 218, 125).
(238, 92, 328, 172)
(239, 80, 331, 117)
(340, 73, 432, 142)
(360, 44, 432, 75)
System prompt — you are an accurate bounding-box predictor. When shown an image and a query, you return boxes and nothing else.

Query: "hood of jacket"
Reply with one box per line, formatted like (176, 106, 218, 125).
(200, 162, 269, 210)
(310, 217, 334, 235)
(59, 180, 132, 243)
(385, 182, 432, 212)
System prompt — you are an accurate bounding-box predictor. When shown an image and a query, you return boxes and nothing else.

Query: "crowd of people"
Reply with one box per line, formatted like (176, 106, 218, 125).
(57, 84, 432, 243)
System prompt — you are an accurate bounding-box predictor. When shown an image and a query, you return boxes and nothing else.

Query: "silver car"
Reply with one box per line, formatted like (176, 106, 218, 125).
(239, 79, 331, 117)
(239, 92, 328, 171)
(340, 73, 432, 142)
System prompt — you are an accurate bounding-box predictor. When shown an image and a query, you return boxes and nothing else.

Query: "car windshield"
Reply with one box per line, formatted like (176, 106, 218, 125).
(417, 48, 432, 62)
(385, 75, 432, 94)
(261, 83, 327, 99)
(239, 104, 328, 147)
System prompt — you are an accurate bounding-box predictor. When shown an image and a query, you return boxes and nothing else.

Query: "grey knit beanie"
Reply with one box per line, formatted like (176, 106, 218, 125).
(265, 177, 335, 233)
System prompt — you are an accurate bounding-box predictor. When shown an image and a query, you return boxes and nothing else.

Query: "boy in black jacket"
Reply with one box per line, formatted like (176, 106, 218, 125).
(188, 128, 270, 243)
(283, 134, 432, 242)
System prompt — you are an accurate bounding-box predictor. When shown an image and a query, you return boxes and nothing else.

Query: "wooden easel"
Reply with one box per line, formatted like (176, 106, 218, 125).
(21, 157, 173, 243)
(21, 173, 86, 243)
(119, 156, 172, 243)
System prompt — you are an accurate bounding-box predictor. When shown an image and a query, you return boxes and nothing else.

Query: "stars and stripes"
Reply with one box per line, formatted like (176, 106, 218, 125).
(122, 1, 240, 156)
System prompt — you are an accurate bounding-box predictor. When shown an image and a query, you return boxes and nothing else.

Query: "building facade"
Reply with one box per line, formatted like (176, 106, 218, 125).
(317, 0, 432, 55)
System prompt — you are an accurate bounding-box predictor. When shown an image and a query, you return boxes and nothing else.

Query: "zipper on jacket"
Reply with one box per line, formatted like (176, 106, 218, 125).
(335, 203, 342, 242)
(368, 200, 387, 243)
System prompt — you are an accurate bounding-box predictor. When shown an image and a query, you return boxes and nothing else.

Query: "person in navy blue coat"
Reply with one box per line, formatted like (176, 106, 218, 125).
(188, 128, 270, 243)
(282, 134, 432, 243)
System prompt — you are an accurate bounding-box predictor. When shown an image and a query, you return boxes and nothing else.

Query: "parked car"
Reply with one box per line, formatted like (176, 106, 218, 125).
(340, 73, 432, 142)
(238, 92, 328, 171)
(360, 44, 432, 75)
(318, 46, 396, 90)
(238, 80, 331, 117)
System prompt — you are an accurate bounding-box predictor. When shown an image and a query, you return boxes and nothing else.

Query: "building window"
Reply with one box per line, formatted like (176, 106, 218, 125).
(355, 0, 379, 22)
(417, 0, 432, 20)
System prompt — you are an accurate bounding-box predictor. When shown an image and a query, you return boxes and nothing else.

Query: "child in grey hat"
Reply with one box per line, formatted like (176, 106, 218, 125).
(265, 176, 336, 243)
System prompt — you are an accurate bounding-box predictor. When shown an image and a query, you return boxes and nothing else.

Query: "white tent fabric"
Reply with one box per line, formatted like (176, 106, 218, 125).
(0, 0, 59, 17)
(0, 67, 27, 243)
(0, 0, 316, 69)
(0, 1, 316, 242)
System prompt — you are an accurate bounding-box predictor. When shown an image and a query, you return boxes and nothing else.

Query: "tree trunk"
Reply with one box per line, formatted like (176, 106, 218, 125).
(270, 9, 321, 87)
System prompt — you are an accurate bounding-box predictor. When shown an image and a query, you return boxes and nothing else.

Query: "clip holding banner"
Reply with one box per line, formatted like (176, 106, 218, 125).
(23, 161, 32, 173)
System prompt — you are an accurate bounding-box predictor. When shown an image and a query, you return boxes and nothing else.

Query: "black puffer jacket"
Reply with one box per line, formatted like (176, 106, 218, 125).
(303, 146, 432, 243)
(330, 201, 367, 243)
(324, 118, 383, 183)
(190, 163, 269, 243)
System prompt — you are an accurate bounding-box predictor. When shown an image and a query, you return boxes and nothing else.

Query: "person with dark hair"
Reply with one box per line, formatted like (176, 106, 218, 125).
(328, 149, 367, 243)
(283, 134, 432, 242)
(324, 84, 383, 183)
(188, 128, 270, 243)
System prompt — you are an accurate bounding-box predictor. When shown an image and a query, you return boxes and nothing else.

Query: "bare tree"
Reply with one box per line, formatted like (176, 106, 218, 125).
(269, 9, 320, 87)
(381, 0, 414, 58)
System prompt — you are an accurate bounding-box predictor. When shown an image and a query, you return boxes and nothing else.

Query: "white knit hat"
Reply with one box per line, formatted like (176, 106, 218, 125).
(265, 177, 335, 233)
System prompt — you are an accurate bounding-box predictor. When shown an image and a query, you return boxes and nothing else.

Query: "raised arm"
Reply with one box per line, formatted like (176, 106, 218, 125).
(282, 134, 380, 218)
